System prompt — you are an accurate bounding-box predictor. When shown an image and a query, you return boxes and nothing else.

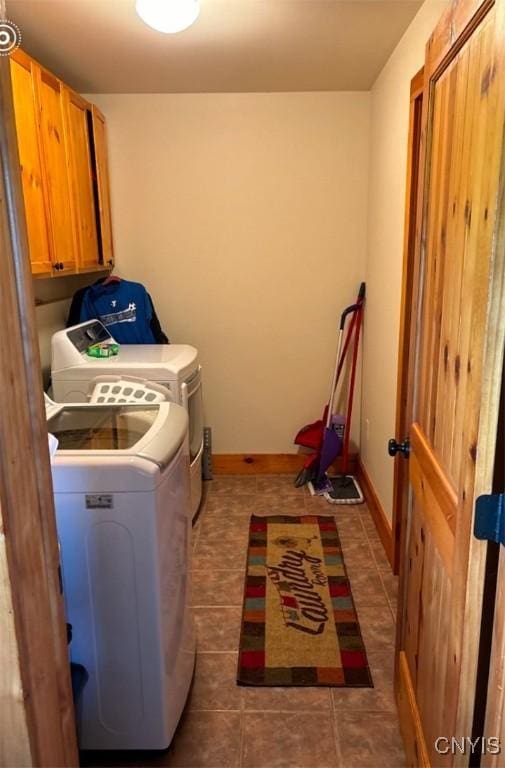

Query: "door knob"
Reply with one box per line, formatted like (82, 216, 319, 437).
(388, 438, 410, 458)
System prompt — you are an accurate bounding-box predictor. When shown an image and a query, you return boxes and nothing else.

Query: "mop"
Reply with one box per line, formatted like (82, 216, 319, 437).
(324, 283, 365, 504)
(293, 298, 359, 488)
(297, 283, 365, 496)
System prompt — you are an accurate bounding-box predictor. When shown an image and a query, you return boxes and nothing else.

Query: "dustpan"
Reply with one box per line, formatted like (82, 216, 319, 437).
(324, 474, 364, 504)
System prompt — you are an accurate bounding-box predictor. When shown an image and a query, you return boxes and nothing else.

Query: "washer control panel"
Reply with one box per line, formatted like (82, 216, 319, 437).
(66, 321, 113, 353)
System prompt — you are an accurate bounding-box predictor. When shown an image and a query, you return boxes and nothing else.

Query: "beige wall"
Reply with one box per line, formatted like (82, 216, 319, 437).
(33, 275, 96, 388)
(35, 300, 70, 387)
(90, 92, 370, 453)
(360, 0, 448, 521)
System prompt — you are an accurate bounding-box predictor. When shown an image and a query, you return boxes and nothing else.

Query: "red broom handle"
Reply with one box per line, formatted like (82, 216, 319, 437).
(336, 307, 358, 385)
(332, 284, 364, 400)
(325, 301, 360, 424)
(342, 300, 364, 475)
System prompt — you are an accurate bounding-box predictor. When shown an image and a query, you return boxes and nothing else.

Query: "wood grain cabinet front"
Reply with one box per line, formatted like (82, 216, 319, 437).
(63, 88, 100, 273)
(36, 67, 76, 275)
(9, 50, 114, 278)
(91, 105, 114, 270)
(9, 50, 53, 276)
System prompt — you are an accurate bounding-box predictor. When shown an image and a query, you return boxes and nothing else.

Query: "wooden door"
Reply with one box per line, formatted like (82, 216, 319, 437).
(91, 105, 114, 268)
(396, 1, 505, 766)
(64, 88, 100, 272)
(9, 50, 52, 277)
(36, 67, 76, 274)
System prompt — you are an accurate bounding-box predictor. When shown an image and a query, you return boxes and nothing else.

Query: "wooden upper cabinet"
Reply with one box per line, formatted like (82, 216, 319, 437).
(9, 50, 52, 276)
(91, 106, 114, 268)
(36, 68, 76, 274)
(9, 49, 114, 278)
(64, 89, 100, 272)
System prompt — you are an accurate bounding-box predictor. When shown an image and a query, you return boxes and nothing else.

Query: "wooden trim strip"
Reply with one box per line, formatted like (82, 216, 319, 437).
(411, 422, 458, 530)
(392, 68, 424, 574)
(396, 651, 431, 768)
(409, 425, 455, 577)
(212, 453, 357, 476)
(356, 458, 394, 571)
(410, 66, 425, 97)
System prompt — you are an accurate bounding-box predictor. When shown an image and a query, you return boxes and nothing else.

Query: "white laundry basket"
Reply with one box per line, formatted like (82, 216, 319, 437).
(88, 376, 172, 405)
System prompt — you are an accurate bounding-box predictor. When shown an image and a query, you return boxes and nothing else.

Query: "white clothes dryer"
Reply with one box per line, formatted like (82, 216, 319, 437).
(47, 399, 195, 750)
(51, 320, 204, 518)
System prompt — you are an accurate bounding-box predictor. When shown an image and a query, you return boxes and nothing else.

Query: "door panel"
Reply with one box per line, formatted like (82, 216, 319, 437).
(37, 68, 76, 274)
(9, 51, 52, 276)
(409, 423, 456, 572)
(91, 105, 114, 268)
(64, 89, 100, 272)
(397, 0, 505, 765)
(403, 495, 454, 765)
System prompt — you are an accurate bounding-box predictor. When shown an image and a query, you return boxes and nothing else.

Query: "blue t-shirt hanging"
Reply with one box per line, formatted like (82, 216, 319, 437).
(79, 280, 158, 344)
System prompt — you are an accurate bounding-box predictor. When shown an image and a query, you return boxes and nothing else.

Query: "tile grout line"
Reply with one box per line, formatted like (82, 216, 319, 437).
(328, 684, 342, 768)
(238, 481, 254, 768)
(192, 604, 243, 609)
(239, 668, 245, 768)
(192, 569, 246, 572)
(377, 569, 398, 623)
(183, 704, 398, 714)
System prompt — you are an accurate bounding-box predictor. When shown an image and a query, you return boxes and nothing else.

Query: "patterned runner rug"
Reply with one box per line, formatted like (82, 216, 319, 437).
(237, 515, 373, 687)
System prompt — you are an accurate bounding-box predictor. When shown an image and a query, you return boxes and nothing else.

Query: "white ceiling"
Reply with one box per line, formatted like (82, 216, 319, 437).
(7, 0, 423, 93)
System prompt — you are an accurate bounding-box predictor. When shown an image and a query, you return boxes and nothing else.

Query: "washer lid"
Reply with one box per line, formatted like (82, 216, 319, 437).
(114, 344, 196, 368)
(48, 402, 188, 469)
(52, 344, 198, 383)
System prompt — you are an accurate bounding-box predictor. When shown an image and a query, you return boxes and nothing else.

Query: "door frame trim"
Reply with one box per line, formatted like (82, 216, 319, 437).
(0, 58, 78, 766)
(391, 67, 424, 574)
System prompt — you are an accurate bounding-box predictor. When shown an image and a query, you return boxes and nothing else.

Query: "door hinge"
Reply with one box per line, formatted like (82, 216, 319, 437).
(474, 494, 505, 545)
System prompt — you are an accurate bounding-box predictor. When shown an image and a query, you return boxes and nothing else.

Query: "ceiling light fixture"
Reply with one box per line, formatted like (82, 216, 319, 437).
(135, 0, 200, 34)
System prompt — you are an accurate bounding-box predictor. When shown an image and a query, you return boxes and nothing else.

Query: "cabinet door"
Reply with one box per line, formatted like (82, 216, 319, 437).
(9, 51, 52, 276)
(64, 89, 100, 272)
(91, 106, 114, 268)
(36, 68, 76, 275)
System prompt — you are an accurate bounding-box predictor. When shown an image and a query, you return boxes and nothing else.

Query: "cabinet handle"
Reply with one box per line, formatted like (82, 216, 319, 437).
(54, 262, 60, 271)
(59, 262, 64, 270)
(107, 259, 113, 266)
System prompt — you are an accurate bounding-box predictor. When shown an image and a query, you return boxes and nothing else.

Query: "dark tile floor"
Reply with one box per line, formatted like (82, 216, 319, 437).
(82, 475, 405, 768)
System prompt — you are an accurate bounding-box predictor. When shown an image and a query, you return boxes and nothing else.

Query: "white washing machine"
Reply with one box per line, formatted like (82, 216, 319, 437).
(51, 320, 204, 519)
(47, 398, 195, 750)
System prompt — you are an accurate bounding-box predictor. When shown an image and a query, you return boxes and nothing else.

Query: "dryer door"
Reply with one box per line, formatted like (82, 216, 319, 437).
(181, 367, 203, 464)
